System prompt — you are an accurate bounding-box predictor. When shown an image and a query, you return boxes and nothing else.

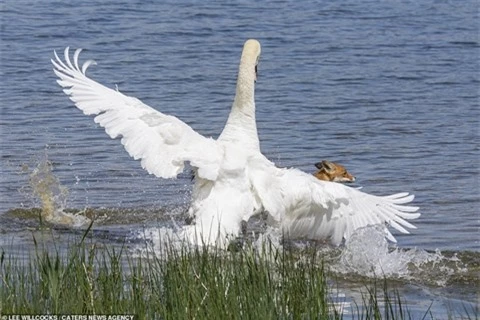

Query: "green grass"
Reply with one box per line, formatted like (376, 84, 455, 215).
(0, 230, 469, 319)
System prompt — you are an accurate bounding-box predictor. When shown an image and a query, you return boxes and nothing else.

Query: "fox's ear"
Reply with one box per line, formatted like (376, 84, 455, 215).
(314, 162, 324, 169)
(321, 160, 335, 172)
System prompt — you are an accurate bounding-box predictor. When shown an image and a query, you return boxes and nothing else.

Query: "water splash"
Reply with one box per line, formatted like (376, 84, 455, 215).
(132, 217, 471, 288)
(132, 218, 191, 259)
(27, 155, 90, 228)
(335, 225, 415, 278)
(252, 226, 284, 258)
(334, 225, 468, 286)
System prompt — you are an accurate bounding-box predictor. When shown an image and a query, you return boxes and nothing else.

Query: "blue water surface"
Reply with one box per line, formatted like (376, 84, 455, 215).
(1, 1, 479, 318)
(1, 1, 478, 253)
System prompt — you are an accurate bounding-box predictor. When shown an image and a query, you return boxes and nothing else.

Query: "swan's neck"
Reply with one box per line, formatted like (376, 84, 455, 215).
(233, 60, 256, 116)
(219, 55, 259, 150)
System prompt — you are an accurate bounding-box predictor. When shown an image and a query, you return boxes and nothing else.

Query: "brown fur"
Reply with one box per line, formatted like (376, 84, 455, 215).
(313, 160, 355, 183)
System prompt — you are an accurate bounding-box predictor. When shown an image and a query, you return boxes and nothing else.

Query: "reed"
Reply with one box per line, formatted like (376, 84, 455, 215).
(0, 231, 443, 319)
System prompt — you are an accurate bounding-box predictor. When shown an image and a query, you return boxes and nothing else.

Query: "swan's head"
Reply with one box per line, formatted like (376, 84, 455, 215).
(241, 39, 261, 81)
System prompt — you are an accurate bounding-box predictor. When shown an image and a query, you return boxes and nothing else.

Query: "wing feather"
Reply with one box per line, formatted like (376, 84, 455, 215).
(249, 157, 420, 245)
(52, 47, 221, 180)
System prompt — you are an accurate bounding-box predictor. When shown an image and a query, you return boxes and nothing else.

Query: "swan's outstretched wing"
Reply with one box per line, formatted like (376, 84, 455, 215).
(52, 48, 221, 180)
(249, 157, 420, 245)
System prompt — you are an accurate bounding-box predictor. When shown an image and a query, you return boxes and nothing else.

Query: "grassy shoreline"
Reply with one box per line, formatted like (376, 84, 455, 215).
(0, 230, 476, 319)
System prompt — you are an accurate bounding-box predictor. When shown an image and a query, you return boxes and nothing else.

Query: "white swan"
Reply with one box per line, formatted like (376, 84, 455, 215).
(52, 39, 420, 247)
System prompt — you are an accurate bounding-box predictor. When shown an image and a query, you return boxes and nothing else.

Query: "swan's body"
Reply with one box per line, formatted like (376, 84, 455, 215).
(52, 40, 420, 247)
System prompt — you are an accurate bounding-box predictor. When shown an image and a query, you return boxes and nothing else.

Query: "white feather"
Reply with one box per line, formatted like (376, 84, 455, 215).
(247, 155, 420, 245)
(52, 48, 221, 181)
(52, 39, 421, 247)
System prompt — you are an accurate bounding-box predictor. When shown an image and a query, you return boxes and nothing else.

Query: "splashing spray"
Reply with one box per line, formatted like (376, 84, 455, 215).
(28, 155, 90, 228)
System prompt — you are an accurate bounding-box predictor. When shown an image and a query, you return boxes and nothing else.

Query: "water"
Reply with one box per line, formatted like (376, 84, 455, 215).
(1, 0, 479, 317)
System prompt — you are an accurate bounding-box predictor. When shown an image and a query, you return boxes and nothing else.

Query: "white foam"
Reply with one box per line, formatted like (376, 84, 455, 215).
(334, 225, 413, 277)
(131, 224, 196, 259)
(47, 209, 91, 228)
(332, 225, 464, 286)
(130, 221, 467, 287)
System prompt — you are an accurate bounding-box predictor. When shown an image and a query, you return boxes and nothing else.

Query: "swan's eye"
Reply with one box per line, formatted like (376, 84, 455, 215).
(255, 65, 258, 75)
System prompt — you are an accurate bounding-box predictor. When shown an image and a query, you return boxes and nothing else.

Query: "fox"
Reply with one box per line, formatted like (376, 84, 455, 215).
(313, 160, 356, 183)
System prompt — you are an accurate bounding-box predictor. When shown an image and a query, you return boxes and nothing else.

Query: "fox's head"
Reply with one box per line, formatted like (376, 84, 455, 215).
(313, 160, 356, 183)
